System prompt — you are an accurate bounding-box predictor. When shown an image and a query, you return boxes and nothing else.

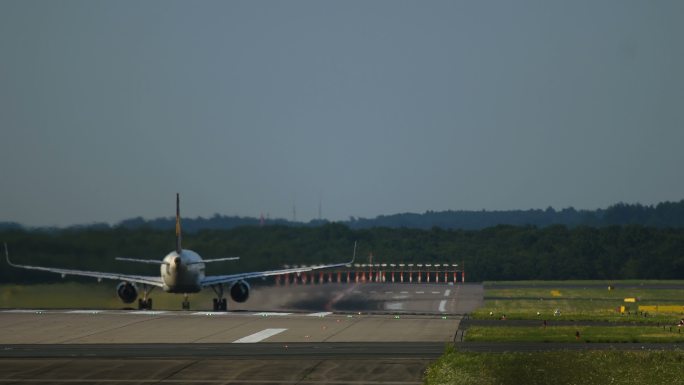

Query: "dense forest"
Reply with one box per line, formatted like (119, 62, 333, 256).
(2, 223, 683, 283)
(4, 200, 684, 232)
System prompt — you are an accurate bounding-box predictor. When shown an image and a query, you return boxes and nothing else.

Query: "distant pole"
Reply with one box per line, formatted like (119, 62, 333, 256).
(318, 197, 322, 221)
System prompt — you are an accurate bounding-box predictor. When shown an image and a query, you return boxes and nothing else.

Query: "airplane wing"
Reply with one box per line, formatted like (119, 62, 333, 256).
(5, 244, 164, 287)
(200, 242, 356, 287)
(201, 257, 240, 263)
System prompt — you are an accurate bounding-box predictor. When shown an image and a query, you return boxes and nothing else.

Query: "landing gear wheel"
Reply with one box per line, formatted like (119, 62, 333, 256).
(210, 284, 227, 312)
(211, 298, 227, 311)
(138, 298, 152, 310)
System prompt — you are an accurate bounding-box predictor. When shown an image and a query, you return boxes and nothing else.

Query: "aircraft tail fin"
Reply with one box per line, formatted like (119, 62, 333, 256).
(175, 193, 182, 254)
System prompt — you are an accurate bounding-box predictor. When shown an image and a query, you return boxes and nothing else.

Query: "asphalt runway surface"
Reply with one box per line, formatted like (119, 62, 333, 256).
(4, 282, 678, 384)
(226, 282, 483, 314)
(0, 283, 481, 384)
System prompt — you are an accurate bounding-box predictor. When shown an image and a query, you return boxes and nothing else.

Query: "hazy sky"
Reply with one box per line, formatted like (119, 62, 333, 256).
(1, 1, 683, 226)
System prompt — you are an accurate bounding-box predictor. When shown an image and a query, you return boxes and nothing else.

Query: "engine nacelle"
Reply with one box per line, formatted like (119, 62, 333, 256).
(116, 282, 138, 304)
(230, 280, 250, 303)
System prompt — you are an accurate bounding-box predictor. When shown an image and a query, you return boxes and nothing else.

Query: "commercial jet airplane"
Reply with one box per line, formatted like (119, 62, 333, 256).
(5, 194, 356, 311)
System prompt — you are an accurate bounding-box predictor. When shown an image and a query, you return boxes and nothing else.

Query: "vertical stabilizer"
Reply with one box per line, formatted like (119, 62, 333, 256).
(175, 193, 182, 254)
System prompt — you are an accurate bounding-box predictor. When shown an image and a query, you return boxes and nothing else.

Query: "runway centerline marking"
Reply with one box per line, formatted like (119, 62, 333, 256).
(431, 291, 440, 294)
(416, 291, 424, 294)
(306, 312, 332, 317)
(130, 311, 167, 315)
(67, 310, 102, 314)
(444, 289, 451, 297)
(438, 300, 447, 313)
(254, 312, 292, 317)
(233, 328, 287, 343)
(192, 312, 230, 316)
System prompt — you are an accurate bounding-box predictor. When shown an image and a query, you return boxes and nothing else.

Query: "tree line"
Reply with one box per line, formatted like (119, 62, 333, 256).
(4, 200, 683, 232)
(2, 223, 683, 283)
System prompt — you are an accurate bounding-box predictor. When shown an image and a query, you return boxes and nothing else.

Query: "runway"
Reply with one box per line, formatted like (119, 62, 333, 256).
(0, 283, 481, 384)
(222, 282, 483, 314)
(0, 342, 446, 358)
(0, 311, 458, 344)
(0, 356, 435, 384)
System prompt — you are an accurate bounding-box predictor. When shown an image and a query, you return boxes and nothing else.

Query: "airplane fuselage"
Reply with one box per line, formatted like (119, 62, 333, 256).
(161, 249, 205, 293)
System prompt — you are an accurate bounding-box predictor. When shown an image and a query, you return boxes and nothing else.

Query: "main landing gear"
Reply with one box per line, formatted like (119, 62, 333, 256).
(211, 284, 228, 311)
(182, 293, 190, 310)
(137, 285, 155, 310)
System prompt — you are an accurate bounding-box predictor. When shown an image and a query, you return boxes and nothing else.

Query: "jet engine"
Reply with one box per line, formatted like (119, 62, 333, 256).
(116, 282, 138, 303)
(230, 280, 250, 303)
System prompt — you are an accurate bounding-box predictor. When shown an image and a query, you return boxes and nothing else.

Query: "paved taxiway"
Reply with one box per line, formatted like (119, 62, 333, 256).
(0, 283, 482, 384)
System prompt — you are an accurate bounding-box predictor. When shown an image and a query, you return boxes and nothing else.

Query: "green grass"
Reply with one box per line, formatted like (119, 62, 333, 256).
(485, 287, 684, 301)
(425, 347, 684, 385)
(427, 281, 684, 384)
(472, 299, 681, 323)
(473, 281, 684, 323)
(465, 326, 684, 343)
(484, 279, 684, 286)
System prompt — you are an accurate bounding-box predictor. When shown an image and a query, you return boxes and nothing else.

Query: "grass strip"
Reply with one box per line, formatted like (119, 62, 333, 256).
(425, 348, 684, 385)
(464, 325, 684, 343)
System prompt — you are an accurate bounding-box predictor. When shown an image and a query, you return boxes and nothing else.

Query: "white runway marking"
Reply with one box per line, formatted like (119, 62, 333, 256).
(306, 312, 332, 317)
(444, 289, 451, 297)
(129, 311, 167, 315)
(254, 312, 292, 317)
(431, 291, 440, 294)
(67, 310, 102, 314)
(384, 291, 393, 294)
(438, 300, 447, 312)
(385, 302, 404, 310)
(233, 328, 287, 343)
(400, 291, 409, 294)
(416, 291, 425, 294)
(192, 312, 229, 316)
